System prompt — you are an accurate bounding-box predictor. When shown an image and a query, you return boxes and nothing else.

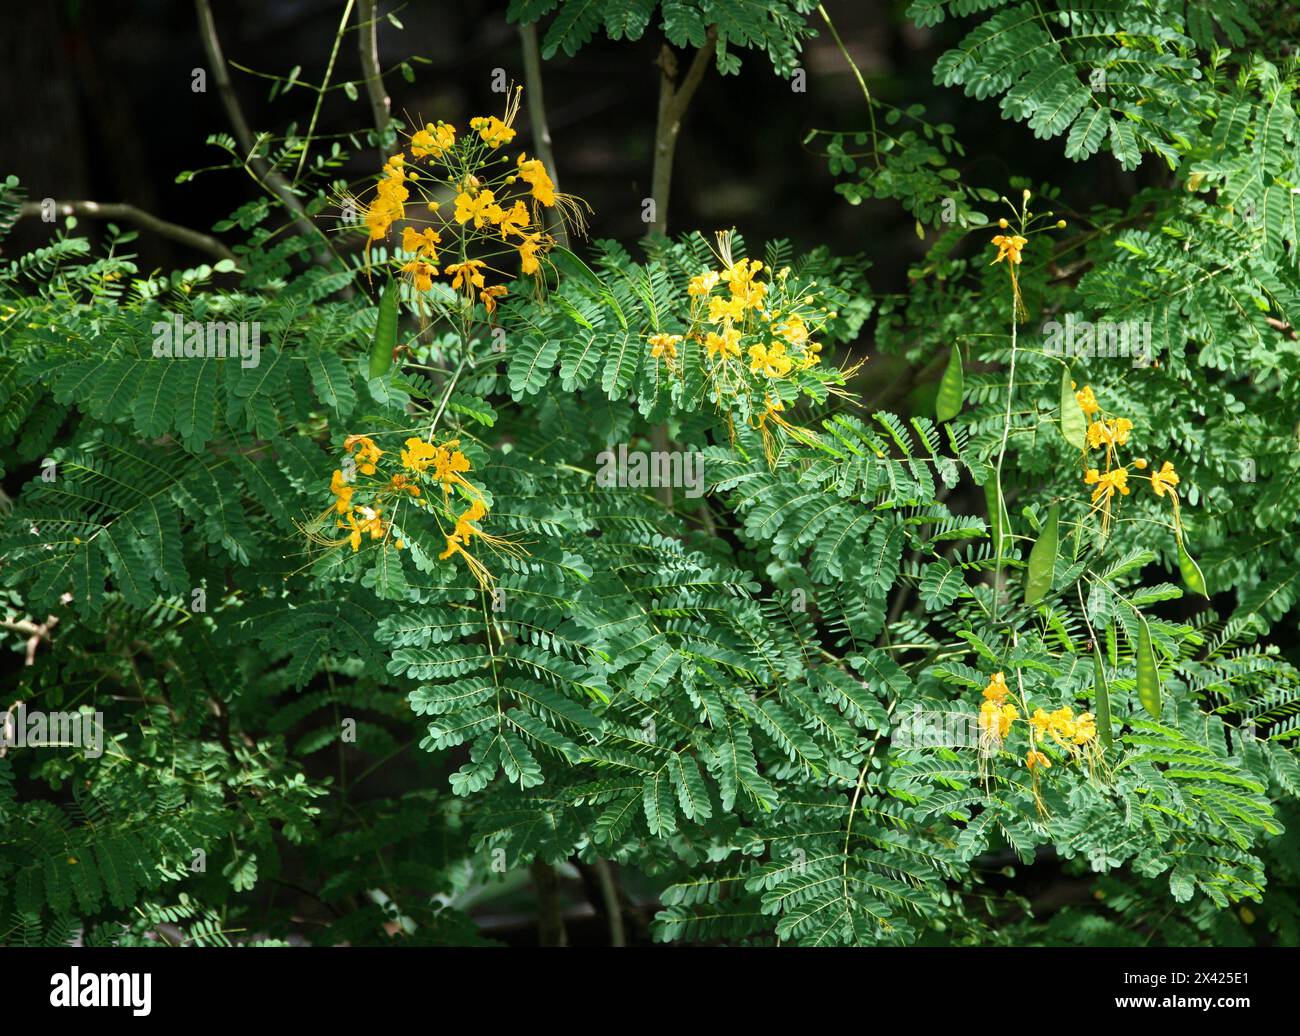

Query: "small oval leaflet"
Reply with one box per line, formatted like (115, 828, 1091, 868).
(936, 343, 964, 422)
(369, 279, 399, 379)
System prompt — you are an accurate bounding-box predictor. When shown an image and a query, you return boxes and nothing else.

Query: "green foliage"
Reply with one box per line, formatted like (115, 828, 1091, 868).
(1, 0, 1298, 948)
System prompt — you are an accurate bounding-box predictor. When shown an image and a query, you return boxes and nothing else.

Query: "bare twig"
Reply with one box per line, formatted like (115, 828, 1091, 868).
(518, 21, 567, 248)
(17, 200, 235, 262)
(650, 28, 716, 236)
(592, 859, 626, 946)
(817, 4, 879, 166)
(530, 860, 569, 947)
(194, 0, 309, 222)
(357, 0, 393, 157)
(293, 0, 357, 184)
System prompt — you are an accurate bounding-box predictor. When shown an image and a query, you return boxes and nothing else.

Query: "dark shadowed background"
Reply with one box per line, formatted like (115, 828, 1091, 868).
(0, 0, 1145, 305)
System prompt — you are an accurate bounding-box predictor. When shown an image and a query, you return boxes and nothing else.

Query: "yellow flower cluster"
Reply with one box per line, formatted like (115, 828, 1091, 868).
(651, 232, 848, 464)
(346, 88, 587, 322)
(974, 672, 1100, 782)
(311, 432, 521, 589)
(1073, 383, 1182, 539)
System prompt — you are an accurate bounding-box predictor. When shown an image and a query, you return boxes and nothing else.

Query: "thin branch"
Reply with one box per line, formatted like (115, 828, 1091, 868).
(194, 0, 309, 222)
(17, 200, 235, 262)
(530, 860, 568, 947)
(650, 28, 717, 236)
(817, 4, 880, 167)
(293, 0, 357, 184)
(357, 0, 393, 157)
(592, 859, 626, 947)
(518, 21, 567, 248)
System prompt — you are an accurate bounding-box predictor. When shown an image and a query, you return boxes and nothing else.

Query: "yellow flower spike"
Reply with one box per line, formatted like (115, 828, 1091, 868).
(983, 671, 1011, 703)
(748, 341, 793, 378)
(649, 333, 681, 364)
(469, 115, 516, 149)
(990, 234, 1027, 265)
(329, 469, 354, 514)
(344, 435, 384, 475)
(1150, 460, 1179, 498)
(687, 270, 720, 297)
(409, 121, 456, 160)
(704, 325, 742, 361)
(445, 259, 487, 293)
(990, 232, 1029, 320)
(516, 232, 546, 276)
(480, 284, 508, 316)
(516, 154, 557, 206)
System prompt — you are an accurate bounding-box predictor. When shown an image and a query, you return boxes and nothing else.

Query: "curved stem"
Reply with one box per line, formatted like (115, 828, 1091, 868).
(18, 199, 235, 262)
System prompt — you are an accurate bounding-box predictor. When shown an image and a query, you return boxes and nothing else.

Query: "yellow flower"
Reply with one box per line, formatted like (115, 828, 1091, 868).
(748, 341, 793, 378)
(432, 439, 473, 491)
(410, 121, 456, 160)
(495, 199, 531, 239)
(480, 284, 508, 316)
(1150, 461, 1179, 498)
(400, 437, 438, 473)
(978, 700, 1017, 738)
(445, 259, 487, 292)
(364, 155, 409, 242)
(1029, 707, 1053, 738)
(344, 505, 386, 551)
(1074, 384, 1100, 418)
(982, 672, 1011, 703)
(1086, 418, 1133, 450)
(439, 497, 488, 559)
(705, 325, 741, 360)
(400, 259, 438, 293)
(1047, 706, 1078, 746)
(453, 189, 501, 228)
(772, 313, 808, 348)
(1084, 466, 1130, 505)
(469, 115, 516, 148)
(990, 233, 1027, 265)
(800, 340, 822, 368)
(721, 257, 762, 293)
(517, 232, 544, 275)
(344, 434, 383, 475)
(1026, 750, 1051, 771)
(516, 154, 556, 206)
(401, 225, 441, 261)
(387, 473, 421, 498)
(649, 333, 681, 362)
(329, 469, 354, 514)
(688, 270, 720, 297)
(1073, 711, 1097, 744)
(708, 295, 747, 324)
